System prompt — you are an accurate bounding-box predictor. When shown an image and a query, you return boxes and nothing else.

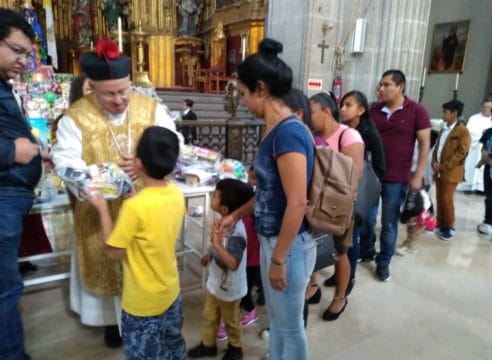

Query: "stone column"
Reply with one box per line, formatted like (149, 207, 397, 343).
(266, 0, 432, 101)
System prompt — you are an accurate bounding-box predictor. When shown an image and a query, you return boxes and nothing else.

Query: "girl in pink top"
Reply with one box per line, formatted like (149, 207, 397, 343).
(309, 92, 364, 321)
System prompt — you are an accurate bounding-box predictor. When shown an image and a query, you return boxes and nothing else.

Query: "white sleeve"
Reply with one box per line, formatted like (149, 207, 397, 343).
(51, 115, 88, 172)
(154, 103, 185, 149)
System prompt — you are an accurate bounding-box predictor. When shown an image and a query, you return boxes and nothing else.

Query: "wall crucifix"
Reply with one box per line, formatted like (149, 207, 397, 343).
(318, 22, 333, 64)
(317, 40, 329, 63)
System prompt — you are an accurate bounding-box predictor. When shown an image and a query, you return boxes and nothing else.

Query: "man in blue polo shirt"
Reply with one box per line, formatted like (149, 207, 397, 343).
(361, 69, 431, 281)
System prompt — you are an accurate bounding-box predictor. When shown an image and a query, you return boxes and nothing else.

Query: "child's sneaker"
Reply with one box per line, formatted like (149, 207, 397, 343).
(222, 344, 243, 360)
(216, 322, 228, 342)
(241, 308, 259, 327)
(395, 245, 417, 256)
(260, 328, 270, 341)
(188, 342, 218, 358)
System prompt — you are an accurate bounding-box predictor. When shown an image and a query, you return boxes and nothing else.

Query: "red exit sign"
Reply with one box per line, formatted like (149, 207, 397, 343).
(308, 79, 323, 90)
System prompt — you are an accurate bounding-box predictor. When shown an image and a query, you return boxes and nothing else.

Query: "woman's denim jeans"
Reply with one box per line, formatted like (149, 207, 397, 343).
(259, 231, 315, 360)
(0, 195, 33, 360)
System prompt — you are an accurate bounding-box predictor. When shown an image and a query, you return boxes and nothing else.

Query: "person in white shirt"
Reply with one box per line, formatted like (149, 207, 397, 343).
(51, 39, 182, 348)
(456, 98, 492, 192)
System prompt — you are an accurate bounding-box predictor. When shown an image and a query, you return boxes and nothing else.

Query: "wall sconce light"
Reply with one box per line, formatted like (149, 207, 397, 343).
(351, 18, 367, 54)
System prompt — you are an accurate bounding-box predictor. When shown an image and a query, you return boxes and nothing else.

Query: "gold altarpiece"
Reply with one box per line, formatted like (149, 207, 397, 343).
(1, 0, 266, 90)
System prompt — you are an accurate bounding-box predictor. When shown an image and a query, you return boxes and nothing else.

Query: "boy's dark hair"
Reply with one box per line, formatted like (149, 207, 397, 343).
(382, 69, 406, 93)
(0, 8, 35, 42)
(183, 98, 194, 107)
(238, 38, 292, 98)
(309, 92, 340, 122)
(283, 88, 312, 130)
(442, 99, 464, 117)
(136, 126, 179, 180)
(215, 179, 254, 213)
(69, 75, 88, 105)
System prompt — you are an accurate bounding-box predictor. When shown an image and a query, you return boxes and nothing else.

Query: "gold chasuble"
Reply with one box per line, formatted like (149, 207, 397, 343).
(65, 91, 157, 296)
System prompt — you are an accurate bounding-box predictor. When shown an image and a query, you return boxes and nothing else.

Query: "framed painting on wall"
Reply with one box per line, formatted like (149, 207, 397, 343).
(429, 19, 471, 73)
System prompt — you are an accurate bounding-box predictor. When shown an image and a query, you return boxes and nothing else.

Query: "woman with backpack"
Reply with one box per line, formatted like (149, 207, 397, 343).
(323, 90, 386, 297)
(219, 39, 315, 360)
(309, 92, 364, 321)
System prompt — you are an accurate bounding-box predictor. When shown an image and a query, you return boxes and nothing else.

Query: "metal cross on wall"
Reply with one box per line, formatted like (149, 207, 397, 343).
(318, 40, 329, 63)
(317, 22, 333, 64)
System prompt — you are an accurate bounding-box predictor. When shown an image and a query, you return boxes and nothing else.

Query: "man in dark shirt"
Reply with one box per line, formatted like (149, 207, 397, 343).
(0, 8, 48, 359)
(360, 69, 431, 282)
(179, 98, 198, 143)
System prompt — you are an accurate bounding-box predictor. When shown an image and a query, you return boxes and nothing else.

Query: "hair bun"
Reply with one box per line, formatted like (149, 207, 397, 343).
(259, 38, 283, 57)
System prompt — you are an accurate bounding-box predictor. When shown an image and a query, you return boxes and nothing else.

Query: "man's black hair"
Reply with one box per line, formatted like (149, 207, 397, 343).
(0, 8, 35, 42)
(183, 98, 194, 107)
(382, 69, 406, 93)
(136, 126, 179, 180)
(442, 99, 464, 117)
(215, 179, 254, 213)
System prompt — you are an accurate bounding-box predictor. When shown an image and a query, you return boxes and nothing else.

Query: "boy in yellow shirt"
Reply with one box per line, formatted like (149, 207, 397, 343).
(85, 126, 186, 359)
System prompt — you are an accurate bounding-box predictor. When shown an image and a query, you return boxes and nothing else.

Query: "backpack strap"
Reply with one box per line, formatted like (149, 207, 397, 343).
(337, 128, 348, 152)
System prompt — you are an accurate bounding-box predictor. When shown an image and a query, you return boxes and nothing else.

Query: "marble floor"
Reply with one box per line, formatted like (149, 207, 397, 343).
(19, 190, 492, 359)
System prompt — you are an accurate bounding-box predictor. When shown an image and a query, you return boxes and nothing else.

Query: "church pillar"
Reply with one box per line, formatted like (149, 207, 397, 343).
(266, 0, 431, 101)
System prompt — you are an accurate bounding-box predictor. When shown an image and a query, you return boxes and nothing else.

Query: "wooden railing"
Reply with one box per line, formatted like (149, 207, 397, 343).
(176, 119, 264, 165)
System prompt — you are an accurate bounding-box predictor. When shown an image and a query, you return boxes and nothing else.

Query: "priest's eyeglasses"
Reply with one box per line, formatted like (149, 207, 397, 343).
(1, 40, 33, 62)
(100, 87, 131, 101)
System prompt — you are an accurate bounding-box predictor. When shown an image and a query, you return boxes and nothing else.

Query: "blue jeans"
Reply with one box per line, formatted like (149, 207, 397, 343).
(359, 203, 379, 255)
(375, 182, 407, 267)
(121, 295, 186, 360)
(347, 226, 361, 278)
(0, 195, 33, 360)
(259, 231, 315, 360)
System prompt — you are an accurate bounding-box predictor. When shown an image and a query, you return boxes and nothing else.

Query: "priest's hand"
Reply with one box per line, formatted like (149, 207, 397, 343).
(119, 154, 138, 181)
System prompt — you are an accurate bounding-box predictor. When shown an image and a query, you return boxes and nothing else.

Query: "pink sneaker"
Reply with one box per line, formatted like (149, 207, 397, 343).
(241, 308, 259, 327)
(216, 322, 228, 342)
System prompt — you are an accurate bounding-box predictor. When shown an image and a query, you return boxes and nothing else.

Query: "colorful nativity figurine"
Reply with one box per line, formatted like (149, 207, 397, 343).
(51, 39, 183, 348)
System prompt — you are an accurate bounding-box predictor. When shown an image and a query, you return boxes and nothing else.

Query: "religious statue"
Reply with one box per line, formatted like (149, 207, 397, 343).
(224, 74, 240, 119)
(73, 0, 93, 47)
(178, 0, 203, 37)
(101, 0, 125, 32)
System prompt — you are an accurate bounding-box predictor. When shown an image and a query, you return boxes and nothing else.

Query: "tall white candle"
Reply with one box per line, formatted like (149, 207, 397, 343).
(117, 17, 123, 53)
(90, 41, 93, 51)
(241, 37, 246, 61)
(421, 67, 427, 87)
(454, 73, 460, 91)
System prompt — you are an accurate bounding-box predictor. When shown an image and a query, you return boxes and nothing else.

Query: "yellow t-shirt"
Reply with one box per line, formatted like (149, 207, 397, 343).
(107, 184, 185, 316)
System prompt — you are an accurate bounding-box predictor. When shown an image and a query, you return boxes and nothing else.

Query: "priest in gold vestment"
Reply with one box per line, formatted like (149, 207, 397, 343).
(52, 40, 182, 347)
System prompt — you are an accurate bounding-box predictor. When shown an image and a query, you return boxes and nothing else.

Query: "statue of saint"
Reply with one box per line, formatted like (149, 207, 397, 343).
(224, 74, 240, 119)
(178, 0, 203, 37)
(73, 0, 93, 46)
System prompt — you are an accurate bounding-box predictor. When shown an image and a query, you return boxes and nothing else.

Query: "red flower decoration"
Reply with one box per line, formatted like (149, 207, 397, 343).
(95, 39, 119, 59)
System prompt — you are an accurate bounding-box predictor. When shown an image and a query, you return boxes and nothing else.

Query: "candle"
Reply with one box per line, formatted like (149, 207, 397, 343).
(90, 41, 93, 51)
(454, 73, 460, 91)
(117, 17, 123, 53)
(241, 37, 246, 61)
(421, 67, 426, 87)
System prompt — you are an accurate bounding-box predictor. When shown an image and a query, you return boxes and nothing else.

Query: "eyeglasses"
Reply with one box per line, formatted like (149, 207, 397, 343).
(1, 40, 33, 62)
(99, 87, 131, 101)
